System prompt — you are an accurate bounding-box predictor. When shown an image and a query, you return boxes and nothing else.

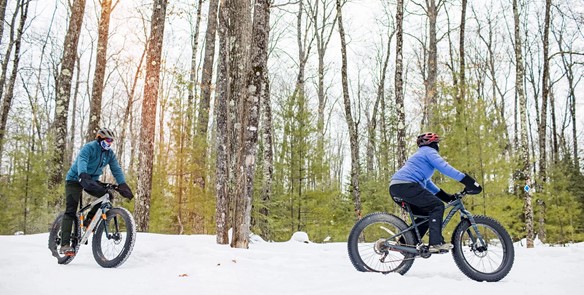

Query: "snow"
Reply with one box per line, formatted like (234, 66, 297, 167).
(1, 233, 583, 295)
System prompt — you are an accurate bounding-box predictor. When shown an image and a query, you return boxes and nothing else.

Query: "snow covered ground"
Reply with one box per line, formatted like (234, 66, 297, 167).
(0, 232, 582, 295)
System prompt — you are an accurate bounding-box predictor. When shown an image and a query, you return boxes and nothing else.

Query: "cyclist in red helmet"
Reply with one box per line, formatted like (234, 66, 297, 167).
(389, 132, 482, 253)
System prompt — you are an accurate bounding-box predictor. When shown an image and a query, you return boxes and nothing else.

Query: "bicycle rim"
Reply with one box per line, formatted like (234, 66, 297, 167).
(350, 214, 414, 274)
(92, 208, 136, 268)
(457, 223, 507, 274)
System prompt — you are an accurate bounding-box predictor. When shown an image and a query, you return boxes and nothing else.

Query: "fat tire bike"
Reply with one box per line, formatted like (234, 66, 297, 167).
(347, 191, 514, 282)
(48, 183, 136, 268)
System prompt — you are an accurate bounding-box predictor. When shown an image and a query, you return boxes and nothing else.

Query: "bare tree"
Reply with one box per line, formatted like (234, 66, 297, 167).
(188, 0, 203, 135)
(229, 0, 253, 249)
(367, 19, 395, 174)
(336, 0, 361, 220)
(51, 0, 87, 187)
(415, 0, 443, 129)
(256, 0, 273, 241)
(554, 17, 583, 170)
(458, 0, 467, 112)
(198, 0, 219, 136)
(86, 0, 119, 141)
(395, 0, 406, 167)
(306, 0, 337, 182)
(215, 0, 230, 245)
(538, 0, 551, 183)
(0, 0, 8, 46)
(513, 0, 534, 248)
(0, 0, 30, 162)
(135, 0, 168, 232)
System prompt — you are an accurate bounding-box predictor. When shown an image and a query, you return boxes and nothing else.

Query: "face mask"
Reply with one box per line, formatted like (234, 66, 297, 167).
(100, 139, 112, 150)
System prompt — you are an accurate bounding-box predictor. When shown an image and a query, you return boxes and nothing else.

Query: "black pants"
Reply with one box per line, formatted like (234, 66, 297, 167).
(389, 182, 445, 245)
(60, 181, 99, 246)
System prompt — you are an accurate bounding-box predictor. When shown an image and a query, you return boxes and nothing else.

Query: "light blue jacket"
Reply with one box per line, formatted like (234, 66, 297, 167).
(391, 146, 464, 194)
(66, 140, 126, 184)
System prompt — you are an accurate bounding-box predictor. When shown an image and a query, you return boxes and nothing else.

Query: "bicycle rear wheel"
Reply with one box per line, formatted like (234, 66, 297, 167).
(451, 215, 515, 282)
(347, 212, 416, 275)
(48, 213, 80, 265)
(92, 207, 136, 268)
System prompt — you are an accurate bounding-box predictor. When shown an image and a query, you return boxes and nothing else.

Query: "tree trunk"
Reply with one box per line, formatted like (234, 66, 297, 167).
(198, 0, 219, 136)
(259, 67, 273, 241)
(229, 0, 253, 249)
(307, 0, 337, 184)
(0, 0, 29, 163)
(513, 0, 534, 248)
(0, 0, 8, 46)
(68, 54, 82, 164)
(367, 28, 394, 174)
(423, 0, 439, 129)
(457, 0, 467, 115)
(215, 0, 230, 245)
(51, 0, 87, 187)
(86, 0, 114, 141)
(395, 0, 406, 167)
(336, 0, 360, 221)
(538, 0, 551, 183)
(118, 46, 147, 165)
(188, 0, 203, 135)
(135, 0, 167, 232)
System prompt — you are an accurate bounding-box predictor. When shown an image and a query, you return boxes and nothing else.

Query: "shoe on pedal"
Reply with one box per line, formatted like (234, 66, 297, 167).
(429, 243, 453, 253)
(60, 245, 76, 256)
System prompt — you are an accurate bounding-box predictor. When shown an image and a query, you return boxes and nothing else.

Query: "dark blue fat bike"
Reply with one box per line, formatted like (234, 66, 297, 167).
(48, 183, 136, 268)
(347, 191, 515, 282)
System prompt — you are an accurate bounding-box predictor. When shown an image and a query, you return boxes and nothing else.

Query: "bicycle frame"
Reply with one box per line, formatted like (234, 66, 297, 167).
(384, 194, 487, 254)
(76, 193, 113, 245)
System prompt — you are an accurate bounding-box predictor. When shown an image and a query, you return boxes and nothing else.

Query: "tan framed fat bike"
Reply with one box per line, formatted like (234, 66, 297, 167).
(48, 183, 136, 268)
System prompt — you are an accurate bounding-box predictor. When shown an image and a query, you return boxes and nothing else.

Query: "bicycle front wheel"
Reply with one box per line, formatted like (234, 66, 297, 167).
(92, 207, 136, 268)
(451, 215, 515, 282)
(347, 212, 416, 275)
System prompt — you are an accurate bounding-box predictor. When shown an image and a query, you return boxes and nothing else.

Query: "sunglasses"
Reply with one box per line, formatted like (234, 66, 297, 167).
(104, 138, 114, 143)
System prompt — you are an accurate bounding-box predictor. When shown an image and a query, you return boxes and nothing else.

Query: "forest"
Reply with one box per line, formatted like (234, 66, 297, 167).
(0, 0, 582, 248)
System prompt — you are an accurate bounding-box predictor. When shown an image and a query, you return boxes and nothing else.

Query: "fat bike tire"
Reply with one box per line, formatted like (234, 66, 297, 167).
(48, 213, 80, 265)
(92, 207, 136, 268)
(451, 215, 515, 282)
(347, 212, 416, 275)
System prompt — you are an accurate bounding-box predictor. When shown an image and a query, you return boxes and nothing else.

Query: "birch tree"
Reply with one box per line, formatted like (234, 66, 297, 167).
(215, 0, 230, 244)
(395, 0, 406, 167)
(538, 0, 551, 183)
(513, 0, 534, 248)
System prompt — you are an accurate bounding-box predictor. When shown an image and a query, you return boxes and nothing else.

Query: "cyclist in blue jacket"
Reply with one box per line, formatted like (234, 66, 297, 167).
(60, 127, 134, 255)
(389, 132, 482, 253)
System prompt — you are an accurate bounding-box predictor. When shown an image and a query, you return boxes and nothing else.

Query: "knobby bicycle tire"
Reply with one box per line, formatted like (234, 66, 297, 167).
(347, 212, 416, 275)
(451, 215, 515, 282)
(92, 207, 136, 268)
(48, 213, 80, 265)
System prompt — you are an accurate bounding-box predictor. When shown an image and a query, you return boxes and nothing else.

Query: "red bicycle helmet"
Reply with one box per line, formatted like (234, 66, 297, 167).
(416, 132, 440, 147)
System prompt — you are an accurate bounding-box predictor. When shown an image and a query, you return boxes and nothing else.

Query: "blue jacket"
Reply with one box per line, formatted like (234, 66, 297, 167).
(391, 146, 464, 194)
(66, 140, 126, 184)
